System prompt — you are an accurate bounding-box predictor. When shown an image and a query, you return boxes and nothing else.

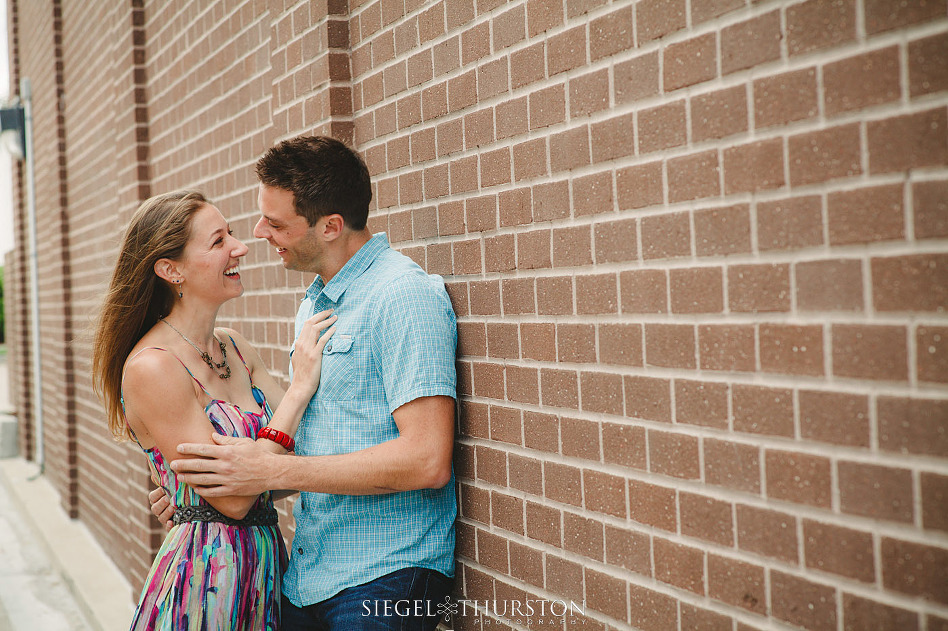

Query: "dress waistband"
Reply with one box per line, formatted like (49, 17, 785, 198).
(172, 504, 279, 528)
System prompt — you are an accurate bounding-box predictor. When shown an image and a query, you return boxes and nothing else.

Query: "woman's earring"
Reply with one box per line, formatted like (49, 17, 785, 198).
(175, 279, 183, 299)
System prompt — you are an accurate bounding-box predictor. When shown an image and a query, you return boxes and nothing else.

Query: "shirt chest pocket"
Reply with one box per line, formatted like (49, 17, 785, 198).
(317, 334, 358, 400)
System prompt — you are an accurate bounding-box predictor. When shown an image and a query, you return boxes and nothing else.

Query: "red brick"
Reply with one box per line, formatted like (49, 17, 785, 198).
(873, 254, 948, 313)
(592, 217, 638, 263)
(670, 267, 724, 313)
(839, 461, 913, 523)
(649, 430, 700, 479)
(509, 454, 543, 495)
(723, 138, 785, 194)
(526, 0, 564, 37)
(721, 11, 781, 74)
(918, 326, 948, 384)
(865, 0, 947, 34)
(628, 480, 677, 531)
(537, 276, 574, 316)
(515, 230, 550, 271)
(470, 280, 501, 316)
(557, 323, 596, 364)
(523, 411, 558, 453)
(615, 51, 660, 104)
(641, 212, 691, 259)
(505, 365, 538, 404)
(589, 5, 634, 60)
(796, 259, 864, 311)
(509, 541, 543, 587)
(533, 180, 570, 221)
(576, 172, 616, 219)
(528, 84, 566, 130)
(645, 323, 696, 369)
(664, 33, 716, 92)
(760, 324, 824, 377)
(638, 100, 686, 154)
(520, 324, 554, 363)
(787, 0, 856, 55)
(766, 450, 833, 508)
(668, 150, 721, 203)
(584, 470, 627, 518)
(915, 180, 948, 239)
(654, 537, 705, 594)
(733, 384, 794, 437)
(486, 322, 519, 358)
(494, 95, 528, 141)
(576, 273, 619, 314)
(882, 538, 948, 604)
(833, 324, 909, 381)
(690, 86, 748, 141)
(460, 483, 491, 524)
(637, 0, 686, 43)
(675, 380, 728, 429)
(569, 69, 609, 119)
(692, 0, 743, 24)
(599, 323, 643, 367)
(704, 440, 761, 496)
(728, 263, 791, 312)
(552, 225, 591, 268)
(501, 278, 537, 316)
(789, 123, 862, 185)
(799, 390, 870, 447)
(526, 501, 561, 546)
(680, 492, 733, 547)
(489, 405, 522, 445)
(737, 505, 799, 564)
(605, 525, 650, 575)
(757, 196, 824, 251)
(544, 461, 583, 506)
(602, 422, 647, 469)
(869, 107, 948, 174)
(591, 112, 636, 163)
(563, 512, 604, 560)
(707, 555, 766, 615)
(476, 445, 508, 486)
(458, 322, 487, 358)
(842, 594, 920, 631)
(910, 32, 948, 97)
(580, 370, 623, 415)
(804, 520, 875, 582)
(449, 155, 478, 194)
(551, 126, 591, 173)
(878, 396, 948, 458)
(628, 584, 678, 630)
(620, 269, 668, 313)
(491, 491, 524, 535)
(617, 160, 663, 209)
(476, 57, 508, 100)
(624, 375, 671, 422)
(828, 184, 905, 245)
(694, 204, 752, 256)
(922, 472, 948, 533)
(513, 137, 548, 181)
(467, 195, 498, 233)
(549, 25, 587, 76)
(494, 5, 526, 50)
(585, 568, 629, 623)
(824, 46, 901, 115)
(771, 571, 838, 631)
(545, 554, 582, 600)
(754, 68, 819, 128)
(479, 148, 511, 187)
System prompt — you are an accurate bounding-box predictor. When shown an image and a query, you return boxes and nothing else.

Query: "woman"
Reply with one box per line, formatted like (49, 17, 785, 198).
(92, 191, 335, 630)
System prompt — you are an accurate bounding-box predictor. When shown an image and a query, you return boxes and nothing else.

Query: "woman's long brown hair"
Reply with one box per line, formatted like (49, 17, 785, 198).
(92, 191, 208, 440)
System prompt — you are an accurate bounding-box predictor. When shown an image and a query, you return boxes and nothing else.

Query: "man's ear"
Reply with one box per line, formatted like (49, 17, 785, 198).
(320, 214, 346, 241)
(154, 258, 182, 284)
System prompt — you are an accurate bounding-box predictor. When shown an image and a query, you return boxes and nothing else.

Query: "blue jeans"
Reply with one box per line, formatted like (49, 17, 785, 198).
(281, 567, 453, 631)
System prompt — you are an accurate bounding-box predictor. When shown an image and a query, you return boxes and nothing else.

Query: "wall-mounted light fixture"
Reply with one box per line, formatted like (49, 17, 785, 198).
(0, 101, 25, 160)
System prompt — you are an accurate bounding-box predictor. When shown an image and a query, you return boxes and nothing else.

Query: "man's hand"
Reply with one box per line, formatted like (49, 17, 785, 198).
(149, 486, 174, 531)
(171, 433, 277, 497)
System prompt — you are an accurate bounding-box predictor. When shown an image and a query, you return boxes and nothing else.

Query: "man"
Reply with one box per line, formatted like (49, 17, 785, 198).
(163, 136, 458, 630)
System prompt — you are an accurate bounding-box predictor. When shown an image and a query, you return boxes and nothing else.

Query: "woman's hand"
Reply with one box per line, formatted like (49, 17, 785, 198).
(148, 486, 175, 531)
(290, 309, 337, 396)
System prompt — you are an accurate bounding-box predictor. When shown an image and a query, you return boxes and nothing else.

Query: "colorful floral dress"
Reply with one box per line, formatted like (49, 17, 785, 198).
(126, 339, 287, 630)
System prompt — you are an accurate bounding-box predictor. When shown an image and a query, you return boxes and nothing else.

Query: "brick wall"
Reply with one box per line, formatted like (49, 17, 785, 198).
(6, 0, 948, 628)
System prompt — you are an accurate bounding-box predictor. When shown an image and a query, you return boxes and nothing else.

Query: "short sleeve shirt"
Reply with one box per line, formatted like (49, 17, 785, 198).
(281, 233, 458, 606)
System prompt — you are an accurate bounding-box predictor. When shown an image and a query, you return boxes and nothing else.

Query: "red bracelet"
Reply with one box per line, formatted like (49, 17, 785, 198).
(257, 426, 295, 451)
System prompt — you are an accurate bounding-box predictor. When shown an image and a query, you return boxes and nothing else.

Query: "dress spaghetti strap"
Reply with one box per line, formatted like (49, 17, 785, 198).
(124, 346, 210, 395)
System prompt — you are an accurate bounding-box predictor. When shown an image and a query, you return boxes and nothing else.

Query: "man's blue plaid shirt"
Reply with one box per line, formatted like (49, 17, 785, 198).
(282, 233, 458, 606)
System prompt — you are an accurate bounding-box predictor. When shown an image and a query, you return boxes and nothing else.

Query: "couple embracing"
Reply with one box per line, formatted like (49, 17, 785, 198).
(92, 136, 458, 630)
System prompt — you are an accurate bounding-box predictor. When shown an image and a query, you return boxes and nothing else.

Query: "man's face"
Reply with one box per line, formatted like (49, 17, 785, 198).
(253, 184, 323, 273)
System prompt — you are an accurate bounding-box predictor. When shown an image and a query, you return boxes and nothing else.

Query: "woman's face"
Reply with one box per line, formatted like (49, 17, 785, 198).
(177, 204, 249, 304)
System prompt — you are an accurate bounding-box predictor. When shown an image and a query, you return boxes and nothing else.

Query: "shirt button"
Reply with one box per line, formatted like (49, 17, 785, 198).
(298, 547, 304, 554)
(326, 344, 332, 352)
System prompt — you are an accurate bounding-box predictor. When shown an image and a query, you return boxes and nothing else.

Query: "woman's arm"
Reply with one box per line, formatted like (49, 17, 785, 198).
(123, 349, 261, 520)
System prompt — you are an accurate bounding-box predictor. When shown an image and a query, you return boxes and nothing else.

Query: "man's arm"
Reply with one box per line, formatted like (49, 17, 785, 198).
(171, 395, 455, 496)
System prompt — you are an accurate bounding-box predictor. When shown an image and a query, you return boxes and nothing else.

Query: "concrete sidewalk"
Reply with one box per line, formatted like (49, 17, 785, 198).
(0, 352, 133, 630)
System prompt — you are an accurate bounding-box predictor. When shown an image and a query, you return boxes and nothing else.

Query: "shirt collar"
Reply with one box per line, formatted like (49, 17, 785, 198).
(304, 232, 390, 303)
